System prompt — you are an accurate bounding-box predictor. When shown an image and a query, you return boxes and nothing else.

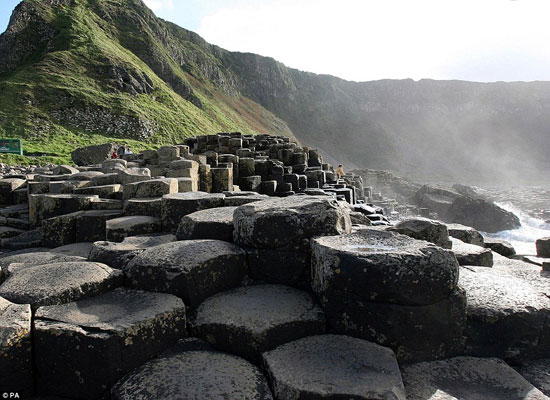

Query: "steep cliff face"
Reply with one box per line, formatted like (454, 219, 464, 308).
(1, 0, 549, 182)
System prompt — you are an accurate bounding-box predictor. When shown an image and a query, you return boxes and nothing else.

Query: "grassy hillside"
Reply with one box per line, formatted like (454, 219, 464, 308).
(0, 0, 293, 164)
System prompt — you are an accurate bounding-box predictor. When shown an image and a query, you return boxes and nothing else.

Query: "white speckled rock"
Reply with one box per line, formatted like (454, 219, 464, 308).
(451, 237, 493, 267)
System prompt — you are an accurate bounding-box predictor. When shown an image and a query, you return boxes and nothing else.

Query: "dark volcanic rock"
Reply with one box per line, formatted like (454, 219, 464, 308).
(247, 248, 311, 288)
(233, 195, 351, 250)
(124, 240, 247, 307)
(176, 206, 236, 242)
(323, 288, 467, 362)
(0, 261, 123, 307)
(402, 356, 547, 400)
(0, 297, 32, 396)
(390, 217, 452, 248)
(485, 238, 516, 257)
(451, 238, 494, 267)
(447, 223, 485, 246)
(447, 196, 521, 233)
(191, 284, 325, 362)
(89, 234, 176, 269)
(537, 237, 550, 258)
(106, 216, 161, 242)
(517, 359, 550, 396)
(262, 334, 406, 400)
(111, 347, 272, 400)
(312, 228, 459, 306)
(71, 143, 116, 166)
(161, 192, 225, 232)
(413, 185, 462, 217)
(34, 288, 186, 399)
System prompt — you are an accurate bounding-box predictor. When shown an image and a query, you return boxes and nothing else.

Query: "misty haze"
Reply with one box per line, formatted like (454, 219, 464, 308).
(0, 0, 549, 399)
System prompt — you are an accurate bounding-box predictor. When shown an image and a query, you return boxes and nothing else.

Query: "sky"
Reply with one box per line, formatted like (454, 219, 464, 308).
(2, 0, 550, 82)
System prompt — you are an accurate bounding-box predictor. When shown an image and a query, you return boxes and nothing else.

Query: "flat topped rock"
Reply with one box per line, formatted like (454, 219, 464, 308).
(51, 242, 94, 258)
(485, 238, 516, 257)
(176, 206, 237, 242)
(88, 234, 176, 268)
(233, 195, 351, 250)
(262, 334, 406, 400)
(451, 237, 494, 267)
(402, 356, 548, 400)
(106, 216, 161, 242)
(112, 348, 273, 400)
(124, 240, 247, 307)
(34, 288, 186, 399)
(192, 284, 325, 362)
(161, 191, 225, 232)
(0, 261, 123, 307)
(390, 217, 451, 248)
(460, 265, 550, 361)
(0, 251, 86, 272)
(311, 228, 459, 306)
(0, 297, 32, 395)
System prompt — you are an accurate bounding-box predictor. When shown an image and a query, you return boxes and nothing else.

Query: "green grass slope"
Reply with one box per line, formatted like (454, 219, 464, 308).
(0, 0, 293, 164)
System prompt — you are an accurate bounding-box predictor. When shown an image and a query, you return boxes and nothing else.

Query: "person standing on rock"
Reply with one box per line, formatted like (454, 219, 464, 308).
(111, 150, 119, 159)
(336, 164, 345, 179)
(117, 144, 126, 158)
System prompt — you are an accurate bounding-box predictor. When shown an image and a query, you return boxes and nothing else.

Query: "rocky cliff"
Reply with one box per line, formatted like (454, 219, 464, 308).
(1, 0, 549, 183)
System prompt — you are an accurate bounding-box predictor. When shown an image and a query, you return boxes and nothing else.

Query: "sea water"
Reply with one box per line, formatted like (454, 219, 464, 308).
(484, 203, 550, 256)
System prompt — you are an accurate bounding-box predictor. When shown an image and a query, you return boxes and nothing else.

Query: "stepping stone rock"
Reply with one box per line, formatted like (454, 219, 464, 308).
(517, 359, 550, 396)
(447, 223, 485, 246)
(123, 178, 177, 200)
(0, 229, 42, 250)
(233, 195, 351, 250)
(451, 237, 494, 267)
(485, 238, 516, 257)
(460, 265, 550, 361)
(117, 167, 151, 185)
(0, 297, 32, 396)
(0, 226, 25, 239)
(312, 228, 459, 306)
(34, 288, 186, 399)
(192, 284, 325, 362)
(161, 192, 225, 232)
(112, 346, 272, 400)
(402, 356, 548, 400)
(0, 251, 85, 273)
(124, 197, 162, 216)
(89, 234, 176, 269)
(390, 217, 452, 248)
(106, 216, 161, 242)
(176, 206, 236, 242)
(262, 334, 406, 400)
(124, 240, 247, 307)
(29, 194, 99, 225)
(0, 261, 123, 307)
(74, 184, 122, 199)
(224, 194, 269, 207)
(0, 178, 26, 204)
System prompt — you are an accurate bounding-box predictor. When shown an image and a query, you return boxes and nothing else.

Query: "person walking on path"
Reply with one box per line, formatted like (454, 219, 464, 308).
(336, 164, 345, 179)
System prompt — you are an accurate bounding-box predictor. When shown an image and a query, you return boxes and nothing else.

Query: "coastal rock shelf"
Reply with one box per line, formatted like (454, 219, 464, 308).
(0, 133, 548, 398)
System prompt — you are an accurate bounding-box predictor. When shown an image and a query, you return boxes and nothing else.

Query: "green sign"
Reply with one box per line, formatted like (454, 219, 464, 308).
(0, 139, 23, 155)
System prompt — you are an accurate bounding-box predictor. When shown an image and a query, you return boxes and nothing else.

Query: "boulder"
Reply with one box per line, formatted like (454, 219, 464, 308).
(0, 261, 123, 307)
(106, 216, 161, 242)
(161, 192, 225, 232)
(71, 143, 116, 166)
(53, 165, 79, 175)
(34, 288, 186, 399)
(247, 248, 311, 288)
(117, 167, 151, 185)
(324, 288, 467, 362)
(537, 237, 550, 258)
(124, 197, 162, 216)
(0, 178, 26, 204)
(312, 228, 459, 306)
(485, 238, 516, 257)
(447, 222, 485, 246)
(451, 237, 494, 267)
(88, 234, 176, 269)
(447, 196, 521, 233)
(389, 217, 451, 248)
(111, 346, 272, 400)
(233, 195, 351, 250)
(191, 285, 325, 362)
(262, 334, 406, 400)
(91, 172, 120, 186)
(460, 265, 550, 361)
(0, 297, 32, 396)
(413, 185, 462, 217)
(349, 211, 373, 226)
(176, 206, 236, 242)
(402, 356, 548, 400)
(124, 240, 247, 308)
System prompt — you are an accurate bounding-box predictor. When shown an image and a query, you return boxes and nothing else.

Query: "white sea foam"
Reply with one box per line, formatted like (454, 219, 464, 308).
(484, 203, 550, 256)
